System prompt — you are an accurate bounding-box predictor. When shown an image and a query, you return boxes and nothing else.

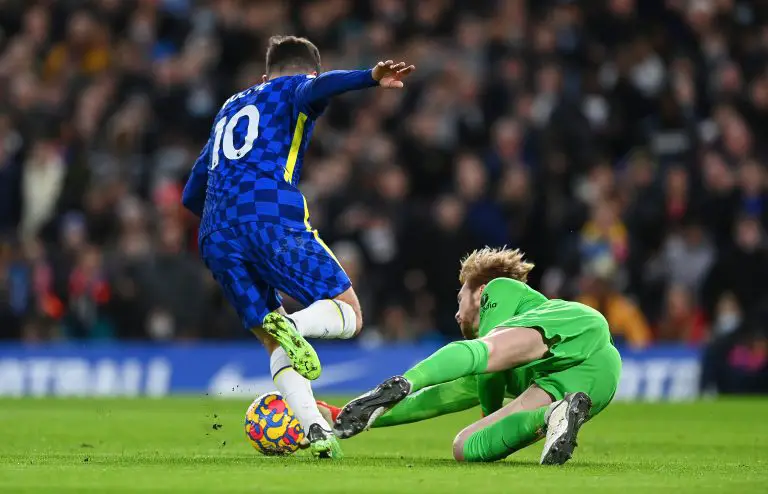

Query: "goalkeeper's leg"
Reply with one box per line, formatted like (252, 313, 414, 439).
(452, 384, 552, 462)
(374, 376, 482, 427)
(318, 377, 482, 429)
(402, 327, 547, 392)
(458, 344, 620, 464)
(454, 385, 592, 465)
(334, 328, 546, 438)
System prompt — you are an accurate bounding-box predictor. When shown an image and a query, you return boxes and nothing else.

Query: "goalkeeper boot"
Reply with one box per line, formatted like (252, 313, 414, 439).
(262, 312, 321, 380)
(333, 376, 410, 438)
(540, 392, 592, 465)
(307, 423, 343, 459)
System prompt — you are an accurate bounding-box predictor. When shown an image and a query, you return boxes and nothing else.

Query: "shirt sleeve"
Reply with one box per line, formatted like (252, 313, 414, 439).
(294, 70, 377, 117)
(181, 138, 212, 217)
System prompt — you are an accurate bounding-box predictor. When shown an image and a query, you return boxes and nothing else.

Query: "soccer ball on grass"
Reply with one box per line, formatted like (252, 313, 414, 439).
(244, 392, 305, 455)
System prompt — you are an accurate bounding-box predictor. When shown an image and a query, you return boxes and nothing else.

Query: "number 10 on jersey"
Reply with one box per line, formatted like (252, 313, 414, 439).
(210, 105, 260, 169)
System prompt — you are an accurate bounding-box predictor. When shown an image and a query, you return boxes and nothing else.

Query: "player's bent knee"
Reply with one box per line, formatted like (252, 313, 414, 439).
(353, 306, 363, 334)
(454, 425, 500, 463)
(345, 299, 363, 333)
(452, 432, 468, 462)
(334, 289, 364, 335)
(453, 424, 480, 462)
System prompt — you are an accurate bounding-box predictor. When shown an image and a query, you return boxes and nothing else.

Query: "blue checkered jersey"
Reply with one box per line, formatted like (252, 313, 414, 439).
(182, 70, 377, 239)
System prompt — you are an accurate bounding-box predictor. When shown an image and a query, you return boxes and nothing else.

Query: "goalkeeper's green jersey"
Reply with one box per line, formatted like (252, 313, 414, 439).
(475, 278, 613, 416)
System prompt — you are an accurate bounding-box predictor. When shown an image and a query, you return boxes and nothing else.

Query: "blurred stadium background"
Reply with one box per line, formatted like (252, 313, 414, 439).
(0, 0, 767, 400)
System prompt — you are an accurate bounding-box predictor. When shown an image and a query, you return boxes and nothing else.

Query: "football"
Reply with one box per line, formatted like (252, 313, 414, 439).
(244, 392, 305, 455)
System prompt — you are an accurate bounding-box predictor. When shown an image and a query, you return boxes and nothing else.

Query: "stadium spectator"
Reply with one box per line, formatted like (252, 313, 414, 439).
(577, 259, 652, 349)
(0, 238, 27, 340)
(579, 198, 628, 268)
(660, 217, 715, 296)
(656, 284, 708, 344)
(701, 303, 768, 395)
(61, 244, 113, 339)
(702, 216, 768, 320)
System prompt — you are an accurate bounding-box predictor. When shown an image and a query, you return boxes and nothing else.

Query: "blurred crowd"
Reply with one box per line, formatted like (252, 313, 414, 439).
(0, 0, 767, 373)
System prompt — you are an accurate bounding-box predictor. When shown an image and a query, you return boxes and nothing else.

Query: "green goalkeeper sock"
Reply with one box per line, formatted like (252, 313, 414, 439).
(403, 340, 490, 393)
(462, 406, 547, 462)
(374, 376, 481, 428)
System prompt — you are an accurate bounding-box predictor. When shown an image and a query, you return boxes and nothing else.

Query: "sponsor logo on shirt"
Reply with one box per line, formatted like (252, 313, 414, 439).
(480, 292, 497, 314)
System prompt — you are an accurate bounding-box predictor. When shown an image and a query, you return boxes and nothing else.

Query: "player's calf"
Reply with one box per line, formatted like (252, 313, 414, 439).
(452, 385, 553, 462)
(269, 346, 343, 459)
(262, 312, 322, 380)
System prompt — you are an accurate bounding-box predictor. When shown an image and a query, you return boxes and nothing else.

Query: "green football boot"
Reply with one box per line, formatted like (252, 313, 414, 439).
(262, 312, 321, 381)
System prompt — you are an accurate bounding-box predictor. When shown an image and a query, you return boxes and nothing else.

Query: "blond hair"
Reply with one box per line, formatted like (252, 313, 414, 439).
(459, 247, 534, 288)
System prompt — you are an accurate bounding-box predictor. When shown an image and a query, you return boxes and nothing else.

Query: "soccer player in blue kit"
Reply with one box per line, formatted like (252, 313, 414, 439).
(181, 36, 415, 458)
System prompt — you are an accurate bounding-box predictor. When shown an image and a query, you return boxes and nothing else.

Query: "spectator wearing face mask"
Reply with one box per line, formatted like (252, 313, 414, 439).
(701, 309, 768, 396)
(710, 293, 742, 338)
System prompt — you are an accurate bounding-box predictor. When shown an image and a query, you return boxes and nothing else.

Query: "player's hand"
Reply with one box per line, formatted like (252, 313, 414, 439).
(372, 60, 416, 89)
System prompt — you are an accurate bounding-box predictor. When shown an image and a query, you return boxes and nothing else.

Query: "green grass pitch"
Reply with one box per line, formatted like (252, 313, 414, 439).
(1, 398, 766, 493)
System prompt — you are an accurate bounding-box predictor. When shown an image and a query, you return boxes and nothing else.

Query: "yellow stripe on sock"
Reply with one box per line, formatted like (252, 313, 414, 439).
(272, 365, 292, 381)
(283, 112, 308, 183)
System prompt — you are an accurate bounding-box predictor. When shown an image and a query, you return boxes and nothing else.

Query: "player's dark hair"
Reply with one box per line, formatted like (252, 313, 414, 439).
(265, 36, 321, 77)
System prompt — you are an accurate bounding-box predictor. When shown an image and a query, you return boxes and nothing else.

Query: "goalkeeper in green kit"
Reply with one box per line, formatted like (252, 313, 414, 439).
(331, 247, 622, 464)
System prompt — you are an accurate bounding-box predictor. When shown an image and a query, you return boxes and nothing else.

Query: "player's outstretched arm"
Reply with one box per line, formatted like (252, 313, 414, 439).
(181, 138, 211, 217)
(295, 60, 415, 114)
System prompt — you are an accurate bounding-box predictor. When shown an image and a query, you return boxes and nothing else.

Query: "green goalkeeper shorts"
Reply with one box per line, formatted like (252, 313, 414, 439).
(533, 344, 621, 415)
(498, 299, 622, 415)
